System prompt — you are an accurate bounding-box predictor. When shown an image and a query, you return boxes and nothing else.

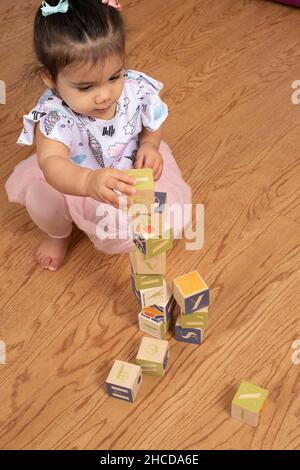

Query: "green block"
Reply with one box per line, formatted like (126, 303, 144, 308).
(232, 381, 269, 414)
(136, 359, 164, 377)
(180, 308, 208, 329)
(134, 273, 164, 291)
(145, 228, 173, 259)
(123, 169, 154, 191)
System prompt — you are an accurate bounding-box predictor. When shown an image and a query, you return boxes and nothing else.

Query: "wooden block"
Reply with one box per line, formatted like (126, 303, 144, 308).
(231, 381, 269, 427)
(139, 288, 175, 338)
(138, 310, 166, 339)
(140, 279, 168, 308)
(154, 192, 167, 213)
(136, 336, 169, 376)
(133, 273, 164, 291)
(123, 169, 155, 209)
(151, 287, 176, 325)
(106, 360, 142, 403)
(179, 307, 208, 329)
(175, 319, 204, 345)
(131, 270, 141, 305)
(129, 249, 167, 275)
(133, 224, 173, 259)
(173, 271, 209, 314)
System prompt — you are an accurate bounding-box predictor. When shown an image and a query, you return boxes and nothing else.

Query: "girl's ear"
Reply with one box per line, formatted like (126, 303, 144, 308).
(40, 69, 54, 89)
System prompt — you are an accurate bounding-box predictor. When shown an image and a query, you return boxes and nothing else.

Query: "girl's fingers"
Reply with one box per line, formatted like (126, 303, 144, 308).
(110, 169, 137, 186)
(112, 179, 137, 196)
(134, 155, 145, 169)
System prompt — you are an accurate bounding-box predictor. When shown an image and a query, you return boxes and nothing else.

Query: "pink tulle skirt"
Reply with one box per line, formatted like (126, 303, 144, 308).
(5, 141, 192, 254)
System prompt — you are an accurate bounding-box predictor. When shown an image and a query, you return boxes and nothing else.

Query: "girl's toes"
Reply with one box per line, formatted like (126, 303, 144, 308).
(48, 258, 60, 271)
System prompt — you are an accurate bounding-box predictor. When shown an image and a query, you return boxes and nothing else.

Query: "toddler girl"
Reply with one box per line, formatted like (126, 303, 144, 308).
(5, 0, 191, 271)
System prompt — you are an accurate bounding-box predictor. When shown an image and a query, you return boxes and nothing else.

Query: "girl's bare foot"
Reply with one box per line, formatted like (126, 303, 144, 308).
(35, 234, 72, 271)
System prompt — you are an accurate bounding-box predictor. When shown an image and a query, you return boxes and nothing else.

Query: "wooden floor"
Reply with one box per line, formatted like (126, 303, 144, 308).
(0, 0, 300, 450)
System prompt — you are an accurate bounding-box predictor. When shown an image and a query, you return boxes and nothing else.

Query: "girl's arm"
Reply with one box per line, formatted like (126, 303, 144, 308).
(139, 125, 163, 149)
(36, 126, 92, 196)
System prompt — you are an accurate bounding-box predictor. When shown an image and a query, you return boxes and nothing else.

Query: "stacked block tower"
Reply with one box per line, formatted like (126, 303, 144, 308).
(106, 169, 210, 403)
(125, 168, 176, 340)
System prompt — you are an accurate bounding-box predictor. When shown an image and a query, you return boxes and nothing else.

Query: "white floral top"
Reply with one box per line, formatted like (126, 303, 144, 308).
(17, 69, 168, 170)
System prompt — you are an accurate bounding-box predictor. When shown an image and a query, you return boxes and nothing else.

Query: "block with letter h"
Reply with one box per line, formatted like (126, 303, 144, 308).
(106, 360, 142, 403)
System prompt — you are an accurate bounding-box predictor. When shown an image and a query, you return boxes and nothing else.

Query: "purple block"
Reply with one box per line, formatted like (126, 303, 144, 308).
(106, 383, 133, 402)
(175, 325, 203, 345)
(183, 290, 209, 314)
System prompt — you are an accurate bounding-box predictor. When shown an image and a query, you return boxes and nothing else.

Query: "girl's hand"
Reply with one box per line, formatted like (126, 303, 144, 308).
(85, 168, 137, 209)
(134, 142, 163, 181)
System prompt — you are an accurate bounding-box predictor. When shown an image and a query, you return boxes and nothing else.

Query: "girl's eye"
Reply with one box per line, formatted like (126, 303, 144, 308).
(78, 86, 92, 91)
(110, 74, 121, 81)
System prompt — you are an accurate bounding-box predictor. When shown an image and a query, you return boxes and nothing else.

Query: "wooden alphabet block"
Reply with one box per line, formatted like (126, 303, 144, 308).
(140, 279, 168, 308)
(106, 360, 142, 403)
(138, 310, 166, 339)
(151, 288, 176, 325)
(231, 381, 269, 427)
(133, 273, 164, 291)
(129, 249, 167, 275)
(123, 169, 155, 209)
(175, 320, 204, 345)
(133, 223, 173, 259)
(179, 307, 208, 329)
(173, 271, 209, 314)
(131, 269, 141, 305)
(136, 336, 169, 376)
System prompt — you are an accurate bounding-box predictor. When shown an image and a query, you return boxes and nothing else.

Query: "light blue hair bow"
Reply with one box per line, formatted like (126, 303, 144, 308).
(41, 0, 69, 17)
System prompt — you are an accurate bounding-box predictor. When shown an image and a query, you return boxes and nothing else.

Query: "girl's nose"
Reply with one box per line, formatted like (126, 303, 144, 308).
(95, 90, 110, 106)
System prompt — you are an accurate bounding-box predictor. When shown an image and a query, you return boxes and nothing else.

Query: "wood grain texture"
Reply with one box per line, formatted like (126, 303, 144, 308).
(0, 0, 300, 449)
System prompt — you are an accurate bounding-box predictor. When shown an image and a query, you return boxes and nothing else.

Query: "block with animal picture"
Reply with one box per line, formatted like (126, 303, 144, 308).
(173, 271, 209, 314)
(175, 319, 204, 345)
(179, 307, 208, 329)
(138, 309, 166, 339)
(140, 279, 168, 308)
(106, 360, 142, 403)
(136, 336, 169, 377)
(231, 381, 269, 427)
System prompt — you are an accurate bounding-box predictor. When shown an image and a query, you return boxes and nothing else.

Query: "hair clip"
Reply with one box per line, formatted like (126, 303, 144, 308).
(41, 0, 69, 17)
(101, 0, 122, 12)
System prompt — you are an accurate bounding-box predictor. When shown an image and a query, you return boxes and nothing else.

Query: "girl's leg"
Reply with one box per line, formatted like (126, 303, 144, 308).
(25, 179, 73, 271)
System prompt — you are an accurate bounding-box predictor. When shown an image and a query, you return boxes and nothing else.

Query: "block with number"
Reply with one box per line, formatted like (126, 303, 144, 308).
(175, 319, 204, 345)
(231, 381, 269, 427)
(106, 360, 142, 403)
(140, 279, 168, 308)
(123, 169, 155, 210)
(136, 336, 169, 376)
(179, 307, 208, 329)
(129, 249, 166, 275)
(173, 271, 209, 314)
(133, 273, 164, 291)
(138, 310, 166, 339)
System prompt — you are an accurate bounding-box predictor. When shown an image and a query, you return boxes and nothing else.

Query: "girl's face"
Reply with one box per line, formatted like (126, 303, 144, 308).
(45, 55, 125, 120)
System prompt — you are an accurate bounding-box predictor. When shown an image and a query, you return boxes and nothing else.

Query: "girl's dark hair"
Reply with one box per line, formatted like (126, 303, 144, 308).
(32, 0, 127, 84)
